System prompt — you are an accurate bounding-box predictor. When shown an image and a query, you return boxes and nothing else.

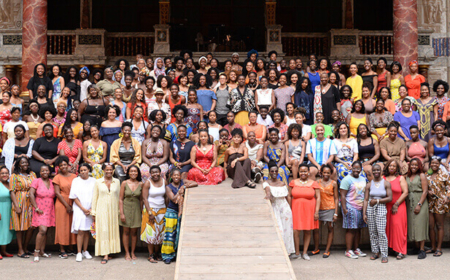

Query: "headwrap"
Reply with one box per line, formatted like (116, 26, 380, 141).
(0, 77, 11, 86)
(409, 60, 419, 66)
(139, 67, 150, 77)
(232, 52, 239, 57)
(154, 57, 166, 78)
(247, 49, 259, 58)
(79, 66, 90, 75)
(198, 56, 207, 64)
(332, 61, 341, 66)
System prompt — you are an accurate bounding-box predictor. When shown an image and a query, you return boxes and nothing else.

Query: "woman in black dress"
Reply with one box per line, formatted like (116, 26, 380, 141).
(224, 128, 255, 188)
(320, 72, 341, 125)
(78, 84, 109, 127)
(30, 123, 61, 176)
(27, 63, 53, 100)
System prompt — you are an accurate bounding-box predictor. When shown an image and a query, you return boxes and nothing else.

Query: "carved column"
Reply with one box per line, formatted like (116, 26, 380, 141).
(4, 66, 16, 85)
(265, 1, 282, 53)
(80, 0, 92, 29)
(159, 1, 170, 25)
(393, 0, 418, 75)
(22, 0, 47, 96)
(153, 0, 171, 55)
(343, 0, 354, 29)
(265, 0, 276, 25)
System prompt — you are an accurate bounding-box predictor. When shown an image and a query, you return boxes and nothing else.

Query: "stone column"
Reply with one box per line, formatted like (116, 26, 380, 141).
(22, 0, 47, 95)
(4, 66, 16, 85)
(153, 0, 171, 55)
(343, 0, 354, 29)
(393, 0, 418, 75)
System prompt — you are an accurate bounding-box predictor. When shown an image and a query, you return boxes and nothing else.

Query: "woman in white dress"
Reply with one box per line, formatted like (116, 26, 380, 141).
(69, 163, 96, 262)
(141, 165, 167, 263)
(263, 161, 295, 256)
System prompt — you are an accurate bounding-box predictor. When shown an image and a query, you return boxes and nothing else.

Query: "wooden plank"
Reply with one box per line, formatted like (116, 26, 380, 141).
(181, 239, 281, 248)
(186, 198, 267, 205)
(181, 226, 276, 234)
(178, 273, 294, 280)
(181, 247, 285, 256)
(180, 255, 287, 265)
(178, 263, 290, 274)
(182, 232, 279, 241)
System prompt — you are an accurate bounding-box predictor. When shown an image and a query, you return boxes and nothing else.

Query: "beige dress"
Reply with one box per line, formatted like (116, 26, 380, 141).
(91, 177, 121, 256)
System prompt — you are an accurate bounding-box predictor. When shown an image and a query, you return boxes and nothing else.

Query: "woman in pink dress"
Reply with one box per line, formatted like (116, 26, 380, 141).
(0, 91, 12, 126)
(57, 127, 83, 174)
(29, 165, 55, 262)
(384, 159, 408, 259)
(188, 129, 225, 185)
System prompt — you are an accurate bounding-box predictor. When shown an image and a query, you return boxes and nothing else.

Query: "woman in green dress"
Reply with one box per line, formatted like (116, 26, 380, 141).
(406, 158, 429, 259)
(119, 165, 143, 261)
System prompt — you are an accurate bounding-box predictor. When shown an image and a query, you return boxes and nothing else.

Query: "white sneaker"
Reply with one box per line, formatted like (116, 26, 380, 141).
(302, 254, 310, 261)
(76, 253, 83, 262)
(345, 250, 358, 259)
(354, 248, 367, 257)
(82, 251, 93, 259)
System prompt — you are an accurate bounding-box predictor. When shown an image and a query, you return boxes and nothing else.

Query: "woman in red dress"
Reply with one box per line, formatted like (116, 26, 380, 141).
(383, 159, 409, 259)
(289, 163, 320, 261)
(187, 129, 225, 185)
(57, 127, 83, 174)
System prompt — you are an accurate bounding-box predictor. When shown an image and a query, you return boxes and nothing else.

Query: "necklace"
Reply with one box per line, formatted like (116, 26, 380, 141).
(373, 180, 382, 188)
(31, 114, 39, 124)
(299, 179, 308, 185)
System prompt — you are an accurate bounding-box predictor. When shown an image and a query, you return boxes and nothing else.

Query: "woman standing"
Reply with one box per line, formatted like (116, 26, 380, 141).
(294, 77, 314, 124)
(150, 57, 166, 80)
(255, 77, 275, 113)
(185, 89, 203, 133)
(110, 122, 142, 183)
(357, 124, 382, 181)
(361, 83, 376, 115)
(128, 106, 149, 145)
(405, 61, 426, 100)
(362, 164, 392, 263)
(27, 63, 53, 100)
(82, 126, 107, 179)
(406, 125, 429, 165)
(289, 164, 320, 260)
(224, 128, 255, 188)
(312, 164, 338, 258)
(0, 166, 14, 259)
(361, 58, 378, 98)
(333, 122, 362, 184)
(406, 158, 429, 259)
(394, 99, 420, 141)
(340, 161, 367, 259)
(390, 61, 404, 101)
(347, 63, 364, 101)
(376, 58, 391, 92)
(100, 105, 122, 161)
(91, 163, 121, 264)
(433, 80, 449, 120)
(263, 162, 295, 257)
(187, 130, 225, 185)
(126, 88, 148, 122)
(29, 165, 55, 262)
(304, 60, 320, 90)
(274, 73, 294, 115)
(57, 127, 82, 174)
(194, 74, 217, 119)
(262, 128, 290, 185)
(285, 124, 305, 180)
(140, 125, 169, 181)
(314, 73, 340, 124)
(384, 159, 409, 259)
(376, 88, 395, 116)
(214, 74, 231, 126)
(428, 123, 450, 173)
(58, 108, 83, 139)
(10, 85, 24, 117)
(96, 68, 121, 100)
(53, 156, 77, 258)
(339, 85, 354, 120)
(415, 83, 438, 141)
(110, 88, 127, 121)
(10, 157, 37, 258)
(69, 163, 95, 262)
(229, 75, 256, 126)
(347, 100, 370, 138)
(141, 165, 166, 263)
(426, 156, 450, 257)
(165, 84, 185, 123)
(143, 77, 156, 106)
(380, 124, 409, 174)
(30, 123, 61, 176)
(63, 66, 80, 97)
(243, 111, 266, 145)
(269, 109, 289, 141)
(119, 165, 143, 261)
(78, 84, 109, 128)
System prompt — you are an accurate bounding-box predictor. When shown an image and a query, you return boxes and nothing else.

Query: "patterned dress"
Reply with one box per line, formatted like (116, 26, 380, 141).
(30, 178, 56, 228)
(427, 170, 450, 214)
(262, 146, 290, 186)
(415, 98, 437, 141)
(434, 96, 448, 120)
(185, 107, 201, 133)
(313, 85, 322, 123)
(140, 139, 170, 182)
(52, 76, 62, 103)
(87, 141, 104, 179)
(57, 139, 82, 174)
(187, 146, 225, 185)
(10, 172, 37, 231)
(0, 109, 12, 126)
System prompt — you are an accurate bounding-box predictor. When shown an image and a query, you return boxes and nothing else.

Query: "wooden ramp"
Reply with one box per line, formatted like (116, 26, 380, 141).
(174, 178, 297, 280)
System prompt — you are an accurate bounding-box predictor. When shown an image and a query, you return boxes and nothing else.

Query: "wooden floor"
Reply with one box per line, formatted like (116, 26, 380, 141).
(174, 178, 297, 280)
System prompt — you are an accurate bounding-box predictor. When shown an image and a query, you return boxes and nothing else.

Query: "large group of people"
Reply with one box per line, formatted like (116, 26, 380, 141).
(0, 50, 449, 265)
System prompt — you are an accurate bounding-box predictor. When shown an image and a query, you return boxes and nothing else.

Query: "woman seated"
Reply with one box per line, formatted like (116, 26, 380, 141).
(110, 122, 142, 182)
(169, 125, 195, 179)
(394, 99, 420, 141)
(406, 125, 428, 168)
(310, 112, 334, 138)
(368, 99, 393, 141)
(140, 125, 169, 182)
(127, 106, 149, 145)
(166, 105, 193, 142)
(262, 128, 290, 186)
(268, 108, 289, 141)
(111, 88, 126, 121)
(347, 100, 373, 139)
(57, 127, 82, 174)
(285, 124, 306, 180)
(2, 107, 29, 143)
(82, 125, 107, 179)
(380, 123, 408, 174)
(243, 111, 267, 144)
(53, 101, 67, 127)
(58, 108, 83, 140)
(245, 131, 264, 182)
(36, 104, 59, 139)
(187, 129, 225, 185)
(356, 124, 382, 181)
(23, 101, 44, 140)
(148, 109, 168, 139)
(1, 124, 34, 174)
(428, 122, 450, 173)
(263, 161, 295, 257)
(224, 128, 255, 188)
(100, 105, 122, 161)
(190, 121, 214, 143)
(30, 123, 61, 176)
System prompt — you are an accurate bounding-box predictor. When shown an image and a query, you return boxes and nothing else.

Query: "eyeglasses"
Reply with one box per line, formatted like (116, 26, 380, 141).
(431, 156, 442, 161)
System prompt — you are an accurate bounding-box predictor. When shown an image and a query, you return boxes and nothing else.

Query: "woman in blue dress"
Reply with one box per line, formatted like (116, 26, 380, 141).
(294, 77, 314, 125)
(262, 128, 290, 186)
(165, 105, 193, 142)
(100, 105, 122, 161)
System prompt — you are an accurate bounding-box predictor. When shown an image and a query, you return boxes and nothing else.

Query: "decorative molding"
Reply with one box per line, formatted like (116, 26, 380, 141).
(266, 2, 276, 25)
(3, 35, 22, 45)
(159, 1, 170, 25)
(269, 30, 280, 42)
(334, 35, 356, 45)
(78, 35, 102, 45)
(433, 38, 449, 57)
(156, 30, 168, 42)
(418, 35, 430, 45)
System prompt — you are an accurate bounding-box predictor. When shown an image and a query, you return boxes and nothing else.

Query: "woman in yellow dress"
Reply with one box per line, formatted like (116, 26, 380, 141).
(91, 163, 121, 264)
(390, 61, 405, 101)
(347, 100, 376, 140)
(82, 126, 107, 179)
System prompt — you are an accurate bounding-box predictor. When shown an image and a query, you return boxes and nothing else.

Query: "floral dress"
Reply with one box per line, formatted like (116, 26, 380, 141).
(10, 172, 37, 231)
(57, 139, 83, 174)
(52, 76, 62, 103)
(434, 96, 448, 120)
(415, 98, 438, 141)
(31, 178, 56, 228)
(140, 139, 169, 182)
(185, 107, 201, 133)
(0, 109, 11, 126)
(427, 170, 450, 214)
(87, 141, 104, 179)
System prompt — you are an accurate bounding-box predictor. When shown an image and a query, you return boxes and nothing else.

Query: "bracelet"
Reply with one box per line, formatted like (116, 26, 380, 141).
(333, 213, 338, 217)
(377, 199, 379, 205)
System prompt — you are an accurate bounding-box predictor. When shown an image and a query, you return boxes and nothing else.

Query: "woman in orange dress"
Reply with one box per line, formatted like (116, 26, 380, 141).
(289, 163, 320, 261)
(165, 84, 186, 123)
(53, 156, 77, 258)
(404, 61, 426, 100)
(243, 111, 266, 144)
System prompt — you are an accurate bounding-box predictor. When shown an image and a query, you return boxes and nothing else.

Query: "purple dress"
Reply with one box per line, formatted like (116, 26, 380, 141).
(274, 87, 294, 114)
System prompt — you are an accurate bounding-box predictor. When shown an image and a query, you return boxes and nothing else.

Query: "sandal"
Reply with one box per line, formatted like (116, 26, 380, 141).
(101, 258, 108, 264)
(17, 253, 29, 259)
(59, 252, 68, 259)
(370, 253, 379, 260)
(26, 251, 33, 256)
(323, 252, 330, 258)
(396, 253, 405, 260)
(381, 257, 388, 263)
(246, 180, 256, 188)
(309, 250, 320, 256)
(433, 250, 443, 257)
(148, 253, 158, 263)
(425, 247, 435, 254)
(1, 253, 13, 258)
(40, 252, 51, 258)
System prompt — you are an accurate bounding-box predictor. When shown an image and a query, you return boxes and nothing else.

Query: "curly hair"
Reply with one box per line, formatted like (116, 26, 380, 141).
(172, 104, 188, 118)
(270, 108, 285, 122)
(383, 159, 400, 177)
(287, 123, 302, 140)
(433, 79, 449, 93)
(193, 73, 213, 89)
(407, 158, 424, 177)
(39, 104, 57, 119)
(149, 109, 167, 123)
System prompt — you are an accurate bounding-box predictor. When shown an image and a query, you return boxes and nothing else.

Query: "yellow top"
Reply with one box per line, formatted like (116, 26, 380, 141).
(347, 75, 363, 101)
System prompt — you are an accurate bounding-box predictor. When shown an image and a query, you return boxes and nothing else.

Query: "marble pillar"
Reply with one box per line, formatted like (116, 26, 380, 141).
(22, 0, 47, 95)
(393, 0, 418, 75)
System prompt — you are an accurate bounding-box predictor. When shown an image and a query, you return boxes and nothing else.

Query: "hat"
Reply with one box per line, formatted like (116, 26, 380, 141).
(79, 66, 90, 75)
(155, 88, 165, 95)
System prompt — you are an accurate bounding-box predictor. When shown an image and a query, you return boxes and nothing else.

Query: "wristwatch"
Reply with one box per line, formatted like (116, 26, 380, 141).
(417, 202, 423, 206)
(333, 213, 338, 217)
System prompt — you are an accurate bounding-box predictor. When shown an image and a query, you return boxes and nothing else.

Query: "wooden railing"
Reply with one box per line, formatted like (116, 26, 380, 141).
(47, 31, 76, 55)
(282, 33, 329, 57)
(359, 32, 393, 55)
(106, 33, 155, 57)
